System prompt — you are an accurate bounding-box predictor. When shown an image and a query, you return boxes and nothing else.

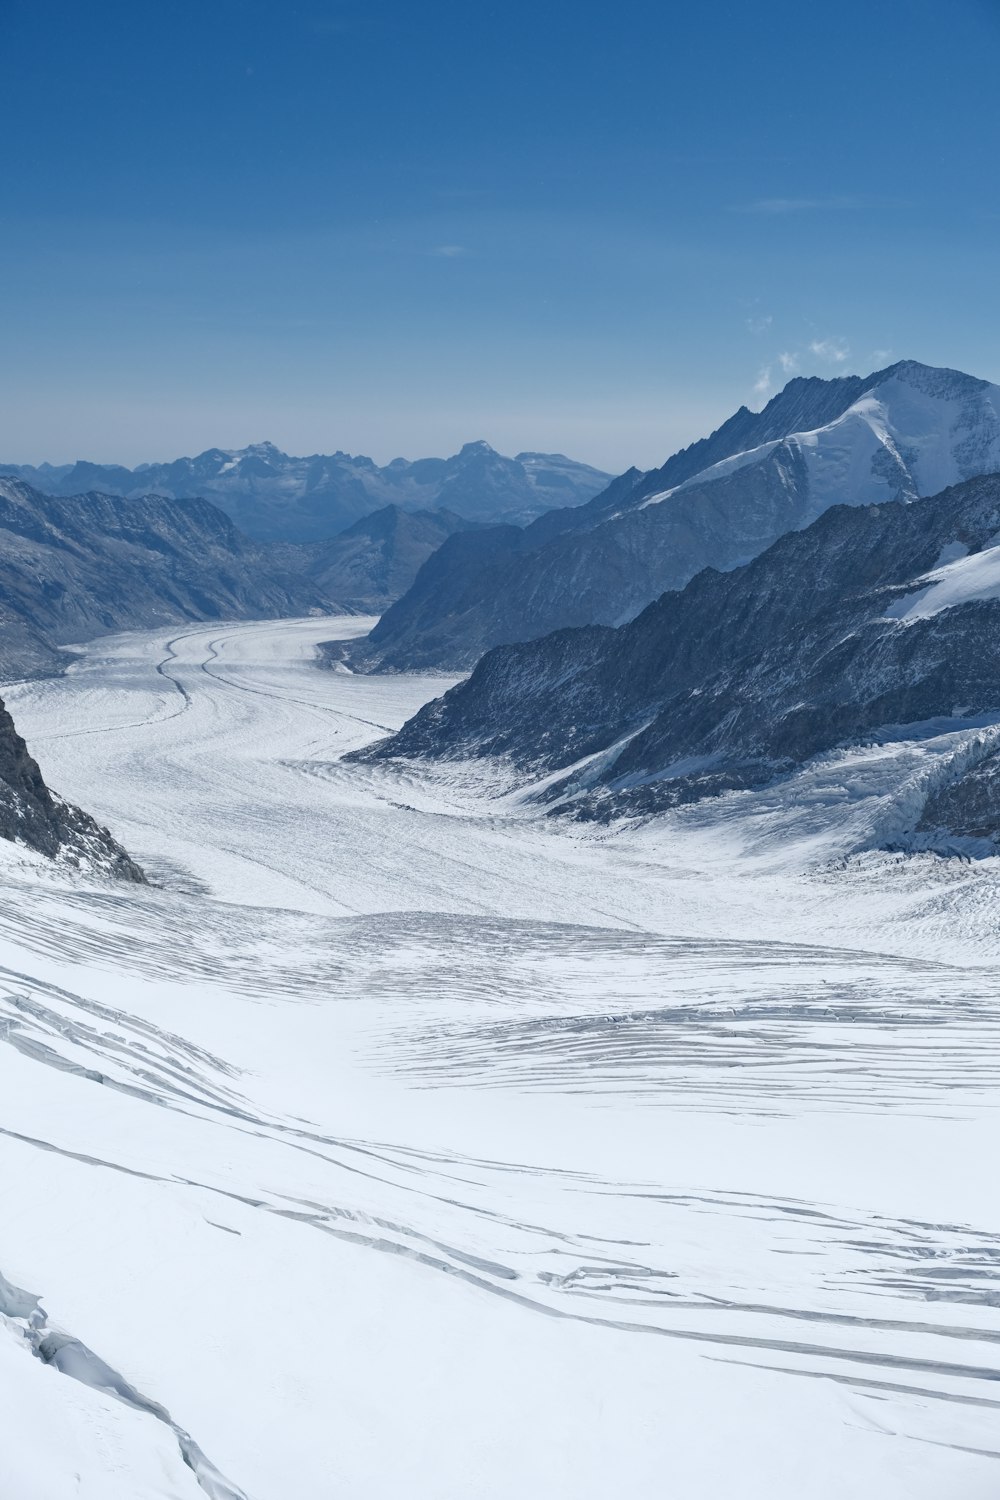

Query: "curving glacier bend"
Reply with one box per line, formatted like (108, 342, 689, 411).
(1, 617, 999, 1497)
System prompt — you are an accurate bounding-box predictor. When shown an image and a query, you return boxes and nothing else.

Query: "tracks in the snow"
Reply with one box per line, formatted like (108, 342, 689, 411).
(2, 935, 1000, 1429)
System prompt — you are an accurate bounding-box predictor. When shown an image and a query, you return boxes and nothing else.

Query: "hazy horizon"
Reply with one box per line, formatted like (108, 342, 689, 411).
(3, 353, 987, 476)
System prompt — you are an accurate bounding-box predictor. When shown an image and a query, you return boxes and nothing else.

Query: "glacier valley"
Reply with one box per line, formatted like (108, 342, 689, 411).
(1, 615, 999, 1498)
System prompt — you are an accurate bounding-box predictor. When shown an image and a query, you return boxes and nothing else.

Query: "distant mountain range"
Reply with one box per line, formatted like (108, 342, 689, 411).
(343, 361, 1000, 673)
(362, 470, 1000, 849)
(1, 442, 611, 543)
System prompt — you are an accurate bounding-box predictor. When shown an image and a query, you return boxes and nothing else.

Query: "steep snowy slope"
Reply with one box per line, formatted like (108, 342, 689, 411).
(646, 361, 1000, 519)
(350, 361, 1000, 672)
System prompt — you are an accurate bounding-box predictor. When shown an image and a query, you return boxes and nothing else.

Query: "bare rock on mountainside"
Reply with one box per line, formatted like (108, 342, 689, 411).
(0, 476, 334, 681)
(0, 695, 144, 879)
(307, 504, 475, 612)
(0, 481, 487, 681)
(916, 748, 1000, 852)
(346, 361, 1000, 674)
(359, 472, 1000, 848)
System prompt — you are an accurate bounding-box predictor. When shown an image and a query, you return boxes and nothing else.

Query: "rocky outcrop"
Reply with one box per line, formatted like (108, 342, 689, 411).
(917, 750, 1000, 850)
(0, 696, 144, 878)
(339, 521, 532, 672)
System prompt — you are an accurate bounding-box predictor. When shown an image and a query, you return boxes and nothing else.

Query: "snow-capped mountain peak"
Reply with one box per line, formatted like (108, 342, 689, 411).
(351, 358, 1000, 675)
(642, 360, 1000, 521)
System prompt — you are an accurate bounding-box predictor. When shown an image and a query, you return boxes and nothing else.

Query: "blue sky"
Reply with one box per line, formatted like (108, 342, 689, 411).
(3, 0, 1000, 469)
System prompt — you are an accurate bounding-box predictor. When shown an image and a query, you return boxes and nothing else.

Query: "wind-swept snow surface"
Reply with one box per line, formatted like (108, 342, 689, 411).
(1, 617, 999, 1497)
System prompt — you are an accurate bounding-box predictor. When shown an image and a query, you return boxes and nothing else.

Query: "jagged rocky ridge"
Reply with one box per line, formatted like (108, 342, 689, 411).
(3, 442, 611, 542)
(0, 695, 143, 877)
(362, 473, 1000, 843)
(347, 361, 1000, 673)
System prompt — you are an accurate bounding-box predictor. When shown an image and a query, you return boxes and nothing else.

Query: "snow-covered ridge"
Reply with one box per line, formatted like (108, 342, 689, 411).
(345, 358, 1000, 677)
(642, 361, 1000, 519)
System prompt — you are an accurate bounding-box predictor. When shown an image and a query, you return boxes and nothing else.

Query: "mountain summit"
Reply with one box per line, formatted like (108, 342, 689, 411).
(346, 360, 1000, 673)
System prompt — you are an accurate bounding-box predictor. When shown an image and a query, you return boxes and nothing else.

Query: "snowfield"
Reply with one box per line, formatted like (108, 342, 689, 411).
(885, 539, 1000, 622)
(1, 616, 999, 1497)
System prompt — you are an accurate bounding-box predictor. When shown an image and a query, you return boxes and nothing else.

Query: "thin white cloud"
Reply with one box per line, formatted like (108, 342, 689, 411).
(808, 337, 850, 364)
(752, 365, 773, 400)
(871, 347, 894, 363)
(777, 351, 800, 375)
(429, 244, 468, 258)
(746, 314, 773, 335)
(735, 195, 861, 215)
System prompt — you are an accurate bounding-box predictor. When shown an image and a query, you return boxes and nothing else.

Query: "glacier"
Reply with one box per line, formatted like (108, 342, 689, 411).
(0, 615, 998, 1497)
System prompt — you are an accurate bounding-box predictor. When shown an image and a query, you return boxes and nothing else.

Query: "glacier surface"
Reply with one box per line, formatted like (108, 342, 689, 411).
(0, 616, 998, 1497)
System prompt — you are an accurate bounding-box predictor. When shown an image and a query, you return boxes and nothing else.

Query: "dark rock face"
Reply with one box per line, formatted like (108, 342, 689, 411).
(0, 696, 144, 879)
(0, 480, 484, 680)
(345, 522, 532, 672)
(349, 361, 1000, 674)
(0, 477, 333, 680)
(362, 474, 1000, 836)
(917, 750, 1000, 847)
(307, 505, 474, 613)
(2, 443, 611, 543)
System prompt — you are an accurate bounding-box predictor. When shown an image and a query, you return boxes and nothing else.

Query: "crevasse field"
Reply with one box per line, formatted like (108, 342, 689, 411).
(2, 616, 999, 1499)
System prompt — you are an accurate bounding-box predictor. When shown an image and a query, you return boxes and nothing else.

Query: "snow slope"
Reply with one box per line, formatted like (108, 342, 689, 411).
(1, 617, 999, 1496)
(645, 361, 1000, 520)
(886, 540, 1000, 621)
